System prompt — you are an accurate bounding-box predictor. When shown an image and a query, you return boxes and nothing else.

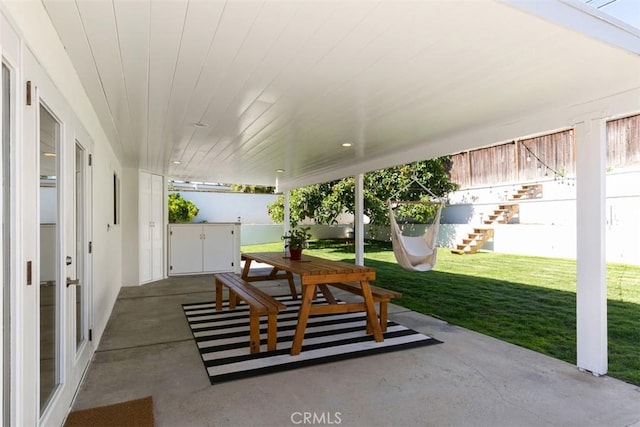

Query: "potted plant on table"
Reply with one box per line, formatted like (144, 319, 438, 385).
(282, 226, 312, 260)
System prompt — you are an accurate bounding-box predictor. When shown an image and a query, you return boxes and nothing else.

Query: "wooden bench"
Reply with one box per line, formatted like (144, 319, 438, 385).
(329, 282, 401, 332)
(214, 272, 286, 354)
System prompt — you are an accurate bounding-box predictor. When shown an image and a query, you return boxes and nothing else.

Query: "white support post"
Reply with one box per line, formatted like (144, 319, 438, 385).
(575, 117, 607, 375)
(284, 191, 291, 255)
(355, 174, 364, 266)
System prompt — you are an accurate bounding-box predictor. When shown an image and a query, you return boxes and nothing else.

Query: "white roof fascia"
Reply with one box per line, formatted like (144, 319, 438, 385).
(503, 0, 640, 54)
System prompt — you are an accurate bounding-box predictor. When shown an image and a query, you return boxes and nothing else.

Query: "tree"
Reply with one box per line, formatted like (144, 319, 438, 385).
(168, 193, 199, 223)
(230, 184, 276, 193)
(267, 182, 334, 226)
(267, 158, 458, 226)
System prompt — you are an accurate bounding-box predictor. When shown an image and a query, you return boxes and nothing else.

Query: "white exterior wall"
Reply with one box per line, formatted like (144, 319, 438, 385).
(121, 168, 139, 286)
(90, 136, 122, 344)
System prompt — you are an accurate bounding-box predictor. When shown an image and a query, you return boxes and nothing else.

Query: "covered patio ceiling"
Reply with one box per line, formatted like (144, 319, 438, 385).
(41, 0, 640, 190)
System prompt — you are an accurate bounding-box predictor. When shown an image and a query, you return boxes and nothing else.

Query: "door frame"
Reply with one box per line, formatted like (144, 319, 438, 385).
(2, 53, 16, 427)
(1, 13, 23, 425)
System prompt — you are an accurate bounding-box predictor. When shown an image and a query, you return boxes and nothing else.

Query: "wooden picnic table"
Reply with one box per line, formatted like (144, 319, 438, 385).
(241, 252, 384, 355)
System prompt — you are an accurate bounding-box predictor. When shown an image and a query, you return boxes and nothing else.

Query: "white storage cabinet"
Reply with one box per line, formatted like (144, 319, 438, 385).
(140, 171, 164, 284)
(169, 223, 241, 275)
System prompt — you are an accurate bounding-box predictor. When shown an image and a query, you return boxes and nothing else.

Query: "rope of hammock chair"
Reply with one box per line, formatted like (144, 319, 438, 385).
(387, 199, 443, 228)
(387, 201, 442, 272)
(388, 169, 445, 205)
(388, 199, 444, 206)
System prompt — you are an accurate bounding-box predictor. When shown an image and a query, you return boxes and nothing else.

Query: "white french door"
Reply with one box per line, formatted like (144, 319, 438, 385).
(22, 48, 94, 427)
(71, 140, 93, 372)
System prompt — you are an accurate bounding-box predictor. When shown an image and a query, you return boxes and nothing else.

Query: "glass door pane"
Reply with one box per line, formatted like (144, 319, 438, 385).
(39, 104, 59, 414)
(74, 143, 85, 348)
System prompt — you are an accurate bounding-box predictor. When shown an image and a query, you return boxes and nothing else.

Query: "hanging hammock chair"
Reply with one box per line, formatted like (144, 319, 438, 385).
(387, 199, 444, 272)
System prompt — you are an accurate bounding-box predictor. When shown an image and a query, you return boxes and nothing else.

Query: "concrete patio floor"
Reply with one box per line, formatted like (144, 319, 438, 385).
(69, 268, 640, 427)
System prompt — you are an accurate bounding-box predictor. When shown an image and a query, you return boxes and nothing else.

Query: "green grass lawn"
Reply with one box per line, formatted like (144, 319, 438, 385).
(242, 239, 640, 386)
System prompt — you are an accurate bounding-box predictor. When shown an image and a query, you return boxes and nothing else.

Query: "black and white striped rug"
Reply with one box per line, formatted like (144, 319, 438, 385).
(182, 296, 442, 384)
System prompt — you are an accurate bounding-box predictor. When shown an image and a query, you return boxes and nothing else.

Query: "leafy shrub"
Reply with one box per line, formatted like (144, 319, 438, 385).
(168, 193, 199, 223)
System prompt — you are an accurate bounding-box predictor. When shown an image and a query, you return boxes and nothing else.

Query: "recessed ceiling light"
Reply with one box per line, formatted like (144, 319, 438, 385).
(43, 152, 56, 157)
(194, 122, 209, 128)
(341, 143, 352, 147)
(172, 160, 181, 165)
(275, 169, 285, 173)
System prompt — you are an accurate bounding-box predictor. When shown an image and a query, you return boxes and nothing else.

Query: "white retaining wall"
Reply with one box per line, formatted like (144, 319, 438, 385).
(171, 169, 640, 265)
(240, 224, 354, 246)
(241, 224, 283, 246)
(170, 191, 278, 224)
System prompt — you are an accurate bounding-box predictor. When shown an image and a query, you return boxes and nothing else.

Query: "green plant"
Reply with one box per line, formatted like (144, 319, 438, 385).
(282, 226, 312, 249)
(168, 193, 199, 223)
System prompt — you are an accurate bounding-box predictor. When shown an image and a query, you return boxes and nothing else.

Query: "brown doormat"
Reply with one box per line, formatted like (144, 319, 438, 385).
(64, 396, 154, 427)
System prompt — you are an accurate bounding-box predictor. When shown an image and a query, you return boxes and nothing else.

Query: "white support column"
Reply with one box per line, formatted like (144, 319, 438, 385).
(283, 191, 291, 233)
(575, 117, 607, 375)
(355, 174, 364, 266)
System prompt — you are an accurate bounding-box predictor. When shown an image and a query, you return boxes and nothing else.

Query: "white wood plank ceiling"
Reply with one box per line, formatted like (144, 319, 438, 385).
(42, 0, 640, 190)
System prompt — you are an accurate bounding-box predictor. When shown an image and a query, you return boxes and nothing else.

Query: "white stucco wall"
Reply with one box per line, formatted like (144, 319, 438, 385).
(445, 169, 639, 225)
(91, 141, 123, 343)
(169, 191, 278, 224)
(121, 168, 139, 286)
(241, 224, 283, 246)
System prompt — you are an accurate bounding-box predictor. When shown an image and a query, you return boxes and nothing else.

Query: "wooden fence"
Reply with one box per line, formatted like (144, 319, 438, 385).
(450, 114, 639, 188)
(607, 114, 640, 169)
